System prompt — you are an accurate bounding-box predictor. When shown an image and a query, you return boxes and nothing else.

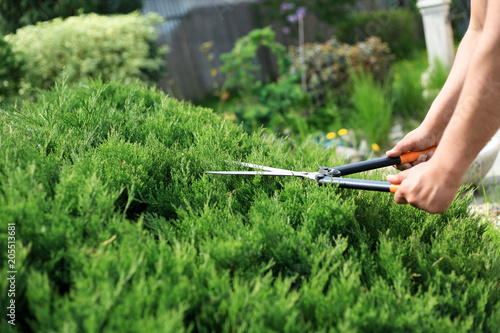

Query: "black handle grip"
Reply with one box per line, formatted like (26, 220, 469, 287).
(331, 156, 402, 177)
(318, 176, 393, 192)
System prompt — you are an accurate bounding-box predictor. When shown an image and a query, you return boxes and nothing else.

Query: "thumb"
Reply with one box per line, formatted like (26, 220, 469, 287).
(386, 169, 411, 184)
(386, 140, 417, 158)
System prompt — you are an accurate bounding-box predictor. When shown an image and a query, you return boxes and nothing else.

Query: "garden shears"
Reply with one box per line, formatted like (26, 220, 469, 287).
(205, 148, 436, 193)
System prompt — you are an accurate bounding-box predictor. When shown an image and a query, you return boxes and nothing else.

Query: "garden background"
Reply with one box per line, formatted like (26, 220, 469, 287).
(1, 0, 499, 332)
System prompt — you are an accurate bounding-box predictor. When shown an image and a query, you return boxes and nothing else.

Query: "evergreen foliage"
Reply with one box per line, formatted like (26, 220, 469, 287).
(4, 12, 166, 94)
(0, 80, 499, 332)
(0, 0, 143, 34)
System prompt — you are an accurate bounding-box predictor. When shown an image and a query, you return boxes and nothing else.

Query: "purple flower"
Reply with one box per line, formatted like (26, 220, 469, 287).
(282, 26, 291, 35)
(296, 6, 307, 19)
(280, 3, 295, 12)
(287, 14, 298, 23)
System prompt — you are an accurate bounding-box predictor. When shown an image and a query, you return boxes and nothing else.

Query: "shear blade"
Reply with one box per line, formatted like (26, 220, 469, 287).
(228, 161, 293, 173)
(205, 171, 299, 177)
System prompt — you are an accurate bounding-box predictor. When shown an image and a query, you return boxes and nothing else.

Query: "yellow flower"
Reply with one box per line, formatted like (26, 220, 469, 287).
(372, 143, 380, 152)
(211, 69, 218, 77)
(326, 132, 336, 140)
(338, 128, 348, 136)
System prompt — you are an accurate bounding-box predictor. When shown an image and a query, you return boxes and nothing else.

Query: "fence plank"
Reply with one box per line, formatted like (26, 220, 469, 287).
(144, 1, 271, 101)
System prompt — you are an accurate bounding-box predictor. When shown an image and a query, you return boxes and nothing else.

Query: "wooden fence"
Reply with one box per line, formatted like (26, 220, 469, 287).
(143, 0, 258, 101)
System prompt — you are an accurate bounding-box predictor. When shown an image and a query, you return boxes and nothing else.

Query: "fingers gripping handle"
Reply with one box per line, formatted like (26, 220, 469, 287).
(387, 148, 437, 194)
(399, 147, 437, 164)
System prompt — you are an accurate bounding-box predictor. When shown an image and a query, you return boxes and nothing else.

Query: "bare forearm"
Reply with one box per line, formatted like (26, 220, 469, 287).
(421, 29, 482, 134)
(432, 38, 500, 180)
(386, 29, 484, 158)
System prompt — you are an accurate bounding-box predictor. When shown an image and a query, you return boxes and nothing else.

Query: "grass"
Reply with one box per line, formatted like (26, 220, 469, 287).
(391, 56, 429, 121)
(1, 79, 499, 332)
(349, 68, 393, 148)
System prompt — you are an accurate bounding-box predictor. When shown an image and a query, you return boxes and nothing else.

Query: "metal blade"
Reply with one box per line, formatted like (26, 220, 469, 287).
(227, 161, 293, 173)
(205, 171, 297, 177)
(206, 161, 320, 181)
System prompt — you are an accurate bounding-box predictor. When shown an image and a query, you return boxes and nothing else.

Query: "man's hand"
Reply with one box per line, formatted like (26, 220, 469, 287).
(386, 159, 461, 214)
(386, 126, 441, 170)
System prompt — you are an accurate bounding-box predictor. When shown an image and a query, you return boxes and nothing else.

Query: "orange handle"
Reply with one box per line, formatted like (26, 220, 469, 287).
(390, 184, 400, 193)
(399, 147, 437, 164)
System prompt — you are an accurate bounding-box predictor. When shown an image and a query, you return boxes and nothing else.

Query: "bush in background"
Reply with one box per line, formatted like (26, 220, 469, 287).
(219, 26, 286, 97)
(287, 36, 393, 106)
(1, 79, 499, 332)
(253, 0, 357, 32)
(0, 0, 143, 34)
(0, 35, 24, 101)
(335, 8, 423, 59)
(391, 57, 429, 120)
(350, 68, 393, 147)
(5, 12, 167, 94)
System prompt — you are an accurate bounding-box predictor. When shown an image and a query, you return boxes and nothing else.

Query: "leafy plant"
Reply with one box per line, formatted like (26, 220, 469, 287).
(391, 57, 429, 120)
(5, 12, 167, 94)
(0, 35, 24, 101)
(253, 0, 357, 30)
(212, 27, 315, 137)
(335, 8, 424, 59)
(219, 26, 286, 98)
(0, 79, 499, 332)
(349, 67, 393, 148)
(286, 36, 394, 106)
(0, 0, 143, 34)
(422, 58, 451, 102)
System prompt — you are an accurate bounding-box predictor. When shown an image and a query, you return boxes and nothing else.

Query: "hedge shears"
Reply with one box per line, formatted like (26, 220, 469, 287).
(205, 148, 436, 193)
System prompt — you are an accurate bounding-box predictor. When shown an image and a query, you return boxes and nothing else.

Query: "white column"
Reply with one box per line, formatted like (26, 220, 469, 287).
(417, 0, 455, 69)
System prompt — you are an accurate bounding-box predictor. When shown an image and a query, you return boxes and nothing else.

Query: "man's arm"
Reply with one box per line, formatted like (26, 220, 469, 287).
(387, 1, 485, 158)
(388, 0, 500, 213)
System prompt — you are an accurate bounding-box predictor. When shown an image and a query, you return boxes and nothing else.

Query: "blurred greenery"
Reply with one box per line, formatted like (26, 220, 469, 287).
(349, 68, 393, 147)
(4, 12, 167, 96)
(0, 0, 143, 34)
(253, 0, 357, 31)
(335, 8, 424, 59)
(0, 35, 24, 102)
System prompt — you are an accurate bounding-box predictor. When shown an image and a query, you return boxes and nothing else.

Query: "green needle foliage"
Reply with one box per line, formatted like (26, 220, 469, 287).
(0, 80, 499, 332)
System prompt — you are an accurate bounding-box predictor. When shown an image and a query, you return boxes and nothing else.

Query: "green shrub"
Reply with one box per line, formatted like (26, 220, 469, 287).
(219, 26, 286, 97)
(422, 58, 451, 102)
(0, 0, 143, 34)
(349, 68, 393, 147)
(1, 80, 499, 332)
(252, 0, 357, 32)
(0, 35, 24, 101)
(391, 58, 429, 120)
(335, 8, 423, 59)
(5, 12, 167, 94)
(286, 36, 393, 106)
(214, 27, 314, 137)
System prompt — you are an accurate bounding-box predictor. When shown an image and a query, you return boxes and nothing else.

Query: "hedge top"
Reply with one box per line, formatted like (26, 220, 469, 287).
(0, 80, 499, 332)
